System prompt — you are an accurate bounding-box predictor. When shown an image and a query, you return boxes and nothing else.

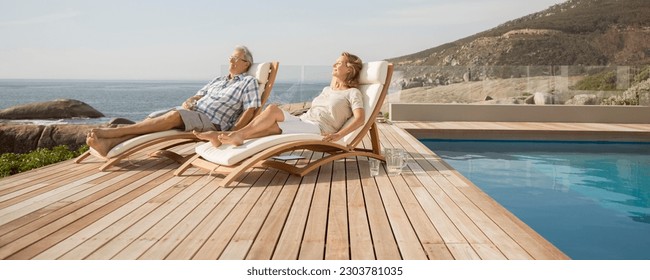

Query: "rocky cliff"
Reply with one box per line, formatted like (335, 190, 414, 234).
(390, 0, 650, 67)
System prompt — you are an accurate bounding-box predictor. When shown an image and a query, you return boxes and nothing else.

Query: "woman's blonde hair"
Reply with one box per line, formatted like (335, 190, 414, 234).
(341, 52, 363, 88)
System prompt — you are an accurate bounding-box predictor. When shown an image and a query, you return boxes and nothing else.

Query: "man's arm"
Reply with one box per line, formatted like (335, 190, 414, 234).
(230, 107, 257, 131)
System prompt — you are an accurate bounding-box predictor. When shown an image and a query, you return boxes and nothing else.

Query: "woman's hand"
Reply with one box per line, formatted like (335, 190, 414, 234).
(322, 132, 342, 142)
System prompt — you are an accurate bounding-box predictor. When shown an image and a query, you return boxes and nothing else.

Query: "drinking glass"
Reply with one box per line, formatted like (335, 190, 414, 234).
(385, 148, 406, 176)
(369, 158, 380, 176)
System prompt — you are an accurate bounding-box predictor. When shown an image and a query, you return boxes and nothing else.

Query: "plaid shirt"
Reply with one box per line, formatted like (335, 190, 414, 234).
(194, 73, 260, 131)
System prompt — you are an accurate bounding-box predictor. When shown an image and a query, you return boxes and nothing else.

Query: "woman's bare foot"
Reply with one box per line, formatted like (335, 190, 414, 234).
(193, 130, 223, 147)
(218, 132, 245, 146)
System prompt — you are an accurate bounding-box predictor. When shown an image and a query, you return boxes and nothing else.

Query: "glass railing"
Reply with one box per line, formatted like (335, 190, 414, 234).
(222, 64, 649, 106)
(390, 65, 649, 106)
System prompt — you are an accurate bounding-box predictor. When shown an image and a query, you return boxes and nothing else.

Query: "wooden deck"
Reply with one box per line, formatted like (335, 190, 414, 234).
(8, 121, 644, 260)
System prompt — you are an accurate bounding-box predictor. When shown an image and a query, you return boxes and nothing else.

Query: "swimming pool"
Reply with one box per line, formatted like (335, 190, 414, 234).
(421, 139, 650, 260)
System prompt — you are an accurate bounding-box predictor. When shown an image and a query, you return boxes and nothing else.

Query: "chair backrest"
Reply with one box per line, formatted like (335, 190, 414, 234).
(341, 61, 393, 148)
(247, 62, 280, 117)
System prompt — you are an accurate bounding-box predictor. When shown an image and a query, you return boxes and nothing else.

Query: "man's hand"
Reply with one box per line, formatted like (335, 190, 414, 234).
(182, 96, 201, 110)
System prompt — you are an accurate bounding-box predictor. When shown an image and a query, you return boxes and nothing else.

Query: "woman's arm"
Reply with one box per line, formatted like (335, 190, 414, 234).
(231, 107, 257, 131)
(322, 108, 365, 142)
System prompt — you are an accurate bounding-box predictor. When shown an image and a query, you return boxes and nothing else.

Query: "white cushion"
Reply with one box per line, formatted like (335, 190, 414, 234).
(90, 129, 189, 159)
(342, 61, 388, 144)
(248, 62, 272, 93)
(359, 61, 388, 85)
(196, 133, 325, 166)
(248, 62, 272, 84)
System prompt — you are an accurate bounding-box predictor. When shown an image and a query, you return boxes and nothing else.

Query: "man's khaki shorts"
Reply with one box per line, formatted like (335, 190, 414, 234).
(176, 109, 219, 132)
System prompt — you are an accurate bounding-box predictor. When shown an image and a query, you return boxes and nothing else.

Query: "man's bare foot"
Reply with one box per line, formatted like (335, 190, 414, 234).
(90, 127, 124, 139)
(86, 132, 134, 157)
(86, 133, 113, 157)
(193, 130, 223, 147)
(218, 132, 245, 146)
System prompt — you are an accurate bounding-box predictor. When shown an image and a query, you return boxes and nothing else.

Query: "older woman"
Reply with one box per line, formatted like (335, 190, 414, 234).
(196, 52, 364, 147)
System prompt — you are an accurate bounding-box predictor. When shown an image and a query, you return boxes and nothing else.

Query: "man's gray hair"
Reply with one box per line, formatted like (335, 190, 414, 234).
(235, 45, 254, 66)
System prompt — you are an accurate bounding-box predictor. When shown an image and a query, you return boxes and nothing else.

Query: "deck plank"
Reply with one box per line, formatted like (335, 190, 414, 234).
(191, 168, 288, 259)
(270, 153, 321, 260)
(103, 170, 214, 260)
(1, 162, 178, 259)
(372, 167, 428, 260)
(297, 160, 332, 260)
(357, 159, 402, 260)
(243, 151, 313, 260)
(324, 160, 350, 260)
(136, 175, 230, 259)
(60, 169, 204, 259)
(173, 170, 272, 260)
(346, 158, 375, 260)
(0, 159, 173, 249)
(217, 170, 288, 260)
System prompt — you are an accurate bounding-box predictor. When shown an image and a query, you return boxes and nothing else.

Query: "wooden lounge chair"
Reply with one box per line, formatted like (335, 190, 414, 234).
(74, 61, 280, 171)
(175, 61, 393, 187)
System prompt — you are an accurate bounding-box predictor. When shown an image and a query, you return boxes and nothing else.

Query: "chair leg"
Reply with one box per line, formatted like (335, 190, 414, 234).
(150, 150, 187, 164)
(74, 150, 92, 163)
(174, 153, 201, 176)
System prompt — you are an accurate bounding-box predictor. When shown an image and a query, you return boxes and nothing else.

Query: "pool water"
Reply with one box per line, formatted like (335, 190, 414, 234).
(421, 140, 650, 260)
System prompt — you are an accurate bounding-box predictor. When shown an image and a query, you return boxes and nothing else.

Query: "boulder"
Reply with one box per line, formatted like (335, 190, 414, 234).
(0, 99, 104, 120)
(533, 92, 555, 105)
(404, 81, 424, 89)
(524, 95, 535, 104)
(108, 117, 136, 125)
(0, 123, 101, 154)
(0, 125, 43, 154)
(463, 72, 471, 82)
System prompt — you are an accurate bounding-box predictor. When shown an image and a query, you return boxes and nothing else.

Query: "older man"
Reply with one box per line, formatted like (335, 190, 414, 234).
(87, 45, 260, 157)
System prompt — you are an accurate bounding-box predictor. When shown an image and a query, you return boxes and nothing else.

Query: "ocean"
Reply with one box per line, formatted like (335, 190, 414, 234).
(0, 79, 329, 124)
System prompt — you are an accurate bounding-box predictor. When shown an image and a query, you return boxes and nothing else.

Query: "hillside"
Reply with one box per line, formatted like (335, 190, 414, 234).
(390, 0, 650, 67)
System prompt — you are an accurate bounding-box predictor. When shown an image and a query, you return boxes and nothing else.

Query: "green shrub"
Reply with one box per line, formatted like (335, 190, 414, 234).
(0, 145, 88, 178)
(571, 70, 618, 91)
(633, 66, 650, 85)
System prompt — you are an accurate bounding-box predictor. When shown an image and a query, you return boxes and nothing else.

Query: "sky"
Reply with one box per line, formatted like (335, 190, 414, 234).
(0, 0, 566, 80)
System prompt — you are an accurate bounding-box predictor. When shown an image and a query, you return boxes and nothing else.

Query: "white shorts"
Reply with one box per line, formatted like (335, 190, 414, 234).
(278, 110, 321, 135)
